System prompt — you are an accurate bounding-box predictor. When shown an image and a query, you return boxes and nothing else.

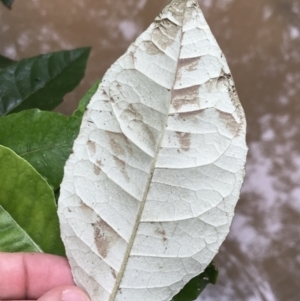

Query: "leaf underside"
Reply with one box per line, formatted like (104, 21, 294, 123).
(58, 1, 247, 301)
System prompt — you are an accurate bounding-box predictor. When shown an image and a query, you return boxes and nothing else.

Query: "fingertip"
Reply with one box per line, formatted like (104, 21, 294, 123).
(37, 285, 90, 301)
(61, 288, 90, 301)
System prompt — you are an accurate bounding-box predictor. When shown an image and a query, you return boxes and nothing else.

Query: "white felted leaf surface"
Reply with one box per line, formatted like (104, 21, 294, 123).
(58, 1, 248, 300)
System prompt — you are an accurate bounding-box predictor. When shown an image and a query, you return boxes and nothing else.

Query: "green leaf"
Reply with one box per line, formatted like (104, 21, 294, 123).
(73, 80, 100, 118)
(54, 188, 60, 204)
(1, 0, 14, 9)
(0, 109, 81, 190)
(172, 262, 219, 301)
(0, 47, 91, 116)
(0, 206, 40, 252)
(0, 145, 65, 255)
(0, 54, 15, 69)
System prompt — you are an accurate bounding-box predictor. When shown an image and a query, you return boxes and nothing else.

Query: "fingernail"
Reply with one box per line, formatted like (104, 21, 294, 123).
(62, 289, 89, 301)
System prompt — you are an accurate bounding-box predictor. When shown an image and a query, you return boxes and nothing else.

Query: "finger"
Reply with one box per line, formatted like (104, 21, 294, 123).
(38, 285, 90, 301)
(0, 252, 74, 299)
(1, 286, 91, 301)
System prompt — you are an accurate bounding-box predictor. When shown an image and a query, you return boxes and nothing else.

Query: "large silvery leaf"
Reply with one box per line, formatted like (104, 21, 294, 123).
(58, 1, 248, 301)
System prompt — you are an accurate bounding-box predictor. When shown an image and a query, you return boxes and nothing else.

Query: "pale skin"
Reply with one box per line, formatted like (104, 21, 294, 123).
(0, 253, 90, 301)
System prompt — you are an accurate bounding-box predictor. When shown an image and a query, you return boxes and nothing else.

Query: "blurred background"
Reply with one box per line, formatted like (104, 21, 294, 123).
(1, 0, 300, 300)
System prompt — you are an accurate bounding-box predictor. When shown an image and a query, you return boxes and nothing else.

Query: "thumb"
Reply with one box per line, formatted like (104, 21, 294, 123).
(37, 285, 90, 301)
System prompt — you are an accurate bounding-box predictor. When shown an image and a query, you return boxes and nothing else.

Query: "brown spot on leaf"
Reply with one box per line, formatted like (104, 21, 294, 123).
(216, 70, 232, 88)
(176, 132, 191, 151)
(93, 161, 104, 176)
(184, 4, 199, 26)
(214, 69, 245, 132)
(155, 227, 168, 243)
(172, 86, 200, 110)
(152, 18, 180, 50)
(178, 57, 200, 72)
(227, 80, 246, 129)
(94, 164, 101, 175)
(202, 77, 219, 93)
(177, 109, 205, 119)
(163, 0, 185, 23)
(200, 70, 228, 93)
(113, 156, 129, 181)
(127, 51, 135, 63)
(142, 41, 162, 55)
(96, 160, 103, 168)
(92, 219, 119, 259)
(87, 140, 96, 155)
(111, 268, 117, 279)
(107, 132, 128, 156)
(122, 103, 143, 121)
(217, 111, 239, 136)
(156, 228, 166, 236)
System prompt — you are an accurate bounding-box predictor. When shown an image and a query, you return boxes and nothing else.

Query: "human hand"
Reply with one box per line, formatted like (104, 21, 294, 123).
(0, 252, 90, 301)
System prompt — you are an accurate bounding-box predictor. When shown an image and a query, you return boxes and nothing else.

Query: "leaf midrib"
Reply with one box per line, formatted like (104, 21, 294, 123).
(108, 2, 189, 300)
(20, 142, 71, 157)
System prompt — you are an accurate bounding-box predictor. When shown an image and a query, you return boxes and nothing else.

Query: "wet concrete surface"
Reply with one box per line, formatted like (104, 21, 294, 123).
(1, 0, 300, 300)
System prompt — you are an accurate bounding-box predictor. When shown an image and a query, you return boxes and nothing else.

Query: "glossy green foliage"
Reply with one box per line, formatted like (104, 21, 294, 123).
(172, 262, 219, 301)
(0, 44, 92, 255)
(0, 0, 14, 9)
(73, 80, 100, 118)
(0, 47, 91, 116)
(0, 206, 41, 252)
(0, 146, 65, 255)
(0, 54, 15, 69)
(0, 109, 81, 190)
